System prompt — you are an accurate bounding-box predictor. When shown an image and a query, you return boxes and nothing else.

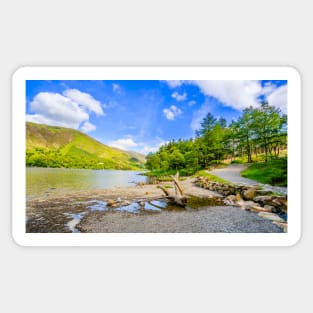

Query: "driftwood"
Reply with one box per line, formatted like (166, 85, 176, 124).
(157, 172, 187, 207)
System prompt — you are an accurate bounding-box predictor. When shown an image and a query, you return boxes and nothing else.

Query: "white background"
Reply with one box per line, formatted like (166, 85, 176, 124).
(0, 1, 311, 312)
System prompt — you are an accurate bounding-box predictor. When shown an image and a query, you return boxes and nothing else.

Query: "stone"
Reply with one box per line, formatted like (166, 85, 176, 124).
(242, 188, 257, 200)
(272, 197, 288, 211)
(253, 195, 273, 204)
(106, 199, 116, 206)
(235, 193, 242, 201)
(249, 205, 273, 213)
(225, 195, 237, 201)
(241, 200, 257, 210)
(258, 212, 285, 222)
(264, 204, 275, 211)
(273, 221, 288, 232)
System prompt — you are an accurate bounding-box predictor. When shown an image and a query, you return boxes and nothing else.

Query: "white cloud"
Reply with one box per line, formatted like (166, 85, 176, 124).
(26, 92, 89, 129)
(171, 91, 187, 101)
(163, 80, 183, 88)
(191, 80, 263, 110)
(63, 89, 104, 115)
(188, 100, 196, 106)
(80, 121, 96, 133)
(108, 136, 138, 150)
(267, 84, 287, 113)
(163, 105, 182, 120)
(26, 89, 104, 132)
(112, 83, 121, 93)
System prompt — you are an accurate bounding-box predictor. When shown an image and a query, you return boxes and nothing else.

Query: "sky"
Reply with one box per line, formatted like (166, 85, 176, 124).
(26, 79, 287, 155)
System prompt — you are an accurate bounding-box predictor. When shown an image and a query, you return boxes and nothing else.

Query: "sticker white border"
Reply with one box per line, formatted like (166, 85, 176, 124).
(12, 66, 301, 246)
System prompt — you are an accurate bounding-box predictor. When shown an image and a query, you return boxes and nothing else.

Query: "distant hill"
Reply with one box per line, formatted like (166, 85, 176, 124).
(26, 122, 146, 170)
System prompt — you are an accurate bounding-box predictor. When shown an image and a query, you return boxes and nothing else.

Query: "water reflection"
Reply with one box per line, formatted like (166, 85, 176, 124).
(26, 168, 148, 199)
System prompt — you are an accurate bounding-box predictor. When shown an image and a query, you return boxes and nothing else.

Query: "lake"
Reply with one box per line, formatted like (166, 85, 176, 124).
(26, 167, 148, 199)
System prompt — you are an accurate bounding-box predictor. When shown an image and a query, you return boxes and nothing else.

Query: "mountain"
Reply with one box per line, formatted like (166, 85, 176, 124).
(26, 122, 146, 170)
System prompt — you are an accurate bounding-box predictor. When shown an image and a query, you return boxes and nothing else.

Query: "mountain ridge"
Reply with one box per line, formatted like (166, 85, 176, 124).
(26, 122, 146, 170)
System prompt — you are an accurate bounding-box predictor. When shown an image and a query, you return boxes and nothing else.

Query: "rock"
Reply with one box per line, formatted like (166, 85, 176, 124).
(242, 201, 258, 210)
(258, 212, 285, 222)
(264, 204, 275, 211)
(121, 200, 130, 206)
(271, 197, 288, 211)
(273, 221, 288, 232)
(225, 195, 237, 201)
(106, 199, 116, 206)
(249, 205, 273, 213)
(253, 195, 273, 204)
(242, 188, 257, 200)
(235, 193, 242, 201)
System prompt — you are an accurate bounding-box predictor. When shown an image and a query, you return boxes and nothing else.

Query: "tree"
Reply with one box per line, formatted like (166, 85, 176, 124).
(237, 107, 255, 163)
(145, 153, 161, 170)
(217, 117, 227, 128)
(169, 150, 185, 170)
(251, 102, 286, 161)
(195, 112, 217, 137)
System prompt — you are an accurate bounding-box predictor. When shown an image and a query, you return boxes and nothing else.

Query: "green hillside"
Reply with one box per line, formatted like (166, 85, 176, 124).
(26, 122, 146, 170)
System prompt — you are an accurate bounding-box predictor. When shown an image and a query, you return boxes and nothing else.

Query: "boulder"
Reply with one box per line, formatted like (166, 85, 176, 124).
(242, 188, 257, 200)
(271, 197, 288, 211)
(253, 195, 273, 204)
(241, 200, 258, 210)
(235, 193, 242, 201)
(249, 205, 273, 213)
(258, 212, 285, 222)
(223, 195, 236, 205)
(225, 195, 237, 201)
(264, 204, 275, 211)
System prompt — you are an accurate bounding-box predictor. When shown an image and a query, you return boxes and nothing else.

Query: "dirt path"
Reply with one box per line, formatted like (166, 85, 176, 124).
(209, 164, 287, 195)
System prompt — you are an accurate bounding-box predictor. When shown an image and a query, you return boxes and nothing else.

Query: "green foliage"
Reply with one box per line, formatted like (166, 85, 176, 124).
(145, 102, 287, 181)
(26, 122, 145, 170)
(241, 158, 287, 186)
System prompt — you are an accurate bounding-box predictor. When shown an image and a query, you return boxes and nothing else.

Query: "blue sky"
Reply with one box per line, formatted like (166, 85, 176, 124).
(26, 79, 287, 155)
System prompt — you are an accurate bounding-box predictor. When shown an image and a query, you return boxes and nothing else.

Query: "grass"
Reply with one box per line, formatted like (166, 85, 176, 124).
(230, 150, 287, 164)
(241, 158, 287, 186)
(195, 170, 231, 185)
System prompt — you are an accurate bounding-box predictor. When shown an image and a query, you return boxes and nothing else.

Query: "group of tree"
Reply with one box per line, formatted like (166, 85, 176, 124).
(145, 102, 287, 174)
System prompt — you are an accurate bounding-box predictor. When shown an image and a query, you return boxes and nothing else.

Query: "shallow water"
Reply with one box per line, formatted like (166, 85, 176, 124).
(26, 167, 148, 199)
(63, 199, 177, 232)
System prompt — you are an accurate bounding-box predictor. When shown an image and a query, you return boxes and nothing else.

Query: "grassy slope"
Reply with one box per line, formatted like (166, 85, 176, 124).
(26, 122, 145, 170)
(241, 158, 287, 186)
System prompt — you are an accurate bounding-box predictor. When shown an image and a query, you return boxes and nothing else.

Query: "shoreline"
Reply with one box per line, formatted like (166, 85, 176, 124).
(26, 178, 286, 233)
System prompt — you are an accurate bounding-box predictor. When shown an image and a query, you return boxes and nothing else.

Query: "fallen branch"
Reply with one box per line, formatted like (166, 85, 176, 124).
(157, 172, 187, 207)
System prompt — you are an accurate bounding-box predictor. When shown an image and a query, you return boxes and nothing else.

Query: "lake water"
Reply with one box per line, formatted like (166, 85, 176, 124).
(26, 167, 148, 199)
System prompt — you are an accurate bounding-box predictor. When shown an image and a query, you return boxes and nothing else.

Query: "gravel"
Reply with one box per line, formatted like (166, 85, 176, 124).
(78, 206, 283, 233)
